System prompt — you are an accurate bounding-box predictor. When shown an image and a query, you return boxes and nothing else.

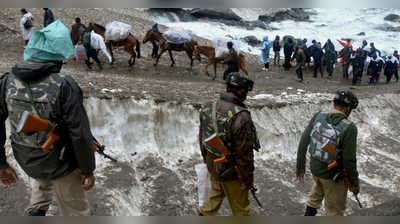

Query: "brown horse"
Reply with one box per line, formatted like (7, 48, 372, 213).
(87, 22, 141, 67)
(192, 45, 249, 80)
(142, 29, 197, 67)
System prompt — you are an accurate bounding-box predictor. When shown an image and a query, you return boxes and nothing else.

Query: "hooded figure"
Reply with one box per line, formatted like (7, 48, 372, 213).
(322, 39, 335, 52)
(260, 36, 271, 70)
(384, 53, 399, 83)
(283, 37, 294, 70)
(43, 8, 55, 27)
(0, 19, 96, 216)
(367, 53, 385, 85)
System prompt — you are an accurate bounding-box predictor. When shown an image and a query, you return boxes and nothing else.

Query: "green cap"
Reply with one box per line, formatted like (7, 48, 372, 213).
(334, 90, 359, 109)
(24, 20, 74, 62)
(226, 72, 254, 92)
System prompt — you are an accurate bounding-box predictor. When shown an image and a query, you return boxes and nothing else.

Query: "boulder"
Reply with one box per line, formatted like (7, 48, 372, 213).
(384, 14, 400, 22)
(242, 36, 261, 45)
(259, 8, 310, 22)
(249, 20, 267, 29)
(376, 24, 400, 32)
(357, 32, 366, 36)
(190, 8, 242, 21)
(147, 8, 197, 22)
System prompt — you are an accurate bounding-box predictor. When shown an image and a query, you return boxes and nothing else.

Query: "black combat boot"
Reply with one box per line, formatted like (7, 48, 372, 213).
(97, 62, 103, 70)
(28, 209, 46, 216)
(85, 64, 93, 71)
(304, 206, 317, 216)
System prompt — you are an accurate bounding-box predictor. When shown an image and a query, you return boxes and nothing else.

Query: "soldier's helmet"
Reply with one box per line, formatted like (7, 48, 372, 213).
(334, 90, 359, 109)
(226, 72, 254, 92)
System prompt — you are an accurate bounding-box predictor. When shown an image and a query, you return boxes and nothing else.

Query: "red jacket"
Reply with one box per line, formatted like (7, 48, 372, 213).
(337, 39, 353, 51)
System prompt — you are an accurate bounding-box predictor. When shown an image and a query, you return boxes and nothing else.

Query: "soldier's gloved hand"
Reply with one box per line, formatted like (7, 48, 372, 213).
(352, 186, 360, 196)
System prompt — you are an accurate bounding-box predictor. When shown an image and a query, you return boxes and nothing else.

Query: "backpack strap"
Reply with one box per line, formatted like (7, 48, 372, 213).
(325, 113, 352, 152)
(211, 100, 219, 135)
(21, 80, 53, 133)
(0, 73, 10, 114)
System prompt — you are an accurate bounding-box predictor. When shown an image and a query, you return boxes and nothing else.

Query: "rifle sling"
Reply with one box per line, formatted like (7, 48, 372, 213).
(22, 80, 53, 132)
(211, 101, 219, 136)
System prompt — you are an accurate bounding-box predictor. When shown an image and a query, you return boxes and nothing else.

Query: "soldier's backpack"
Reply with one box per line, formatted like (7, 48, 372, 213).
(308, 112, 351, 164)
(200, 100, 248, 157)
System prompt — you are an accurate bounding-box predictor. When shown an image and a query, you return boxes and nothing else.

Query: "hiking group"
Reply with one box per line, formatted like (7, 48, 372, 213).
(0, 9, 378, 217)
(273, 36, 399, 85)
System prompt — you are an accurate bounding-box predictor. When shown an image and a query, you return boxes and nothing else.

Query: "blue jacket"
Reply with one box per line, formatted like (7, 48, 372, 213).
(310, 46, 324, 61)
(260, 36, 271, 64)
(273, 35, 280, 52)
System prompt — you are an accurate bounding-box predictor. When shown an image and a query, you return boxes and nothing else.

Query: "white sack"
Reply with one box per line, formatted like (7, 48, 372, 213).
(195, 163, 212, 207)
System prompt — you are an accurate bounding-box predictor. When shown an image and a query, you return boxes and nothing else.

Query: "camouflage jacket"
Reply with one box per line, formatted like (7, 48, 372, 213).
(296, 110, 359, 188)
(199, 93, 260, 186)
(0, 62, 95, 180)
(292, 49, 306, 66)
(323, 49, 337, 64)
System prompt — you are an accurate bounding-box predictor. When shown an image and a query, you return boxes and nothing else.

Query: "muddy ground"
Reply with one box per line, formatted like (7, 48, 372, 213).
(1, 8, 400, 216)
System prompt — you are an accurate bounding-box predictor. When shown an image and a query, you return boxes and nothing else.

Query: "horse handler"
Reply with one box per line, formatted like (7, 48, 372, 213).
(220, 42, 239, 80)
(79, 27, 103, 71)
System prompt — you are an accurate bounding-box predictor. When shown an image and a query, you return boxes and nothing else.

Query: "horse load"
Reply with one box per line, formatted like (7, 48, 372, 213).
(213, 37, 241, 58)
(105, 21, 131, 41)
(162, 27, 192, 47)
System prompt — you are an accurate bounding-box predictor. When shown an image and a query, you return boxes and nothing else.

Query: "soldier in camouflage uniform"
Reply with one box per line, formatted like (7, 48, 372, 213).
(0, 21, 95, 216)
(199, 72, 260, 216)
(323, 48, 337, 79)
(296, 91, 360, 216)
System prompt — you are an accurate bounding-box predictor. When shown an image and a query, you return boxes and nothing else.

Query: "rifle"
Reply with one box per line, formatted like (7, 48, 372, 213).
(16, 110, 117, 162)
(322, 141, 362, 208)
(204, 133, 262, 207)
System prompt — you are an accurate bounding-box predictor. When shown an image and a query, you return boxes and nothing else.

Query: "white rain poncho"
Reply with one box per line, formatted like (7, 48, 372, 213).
(162, 27, 192, 44)
(105, 21, 131, 41)
(213, 37, 241, 58)
(91, 31, 112, 62)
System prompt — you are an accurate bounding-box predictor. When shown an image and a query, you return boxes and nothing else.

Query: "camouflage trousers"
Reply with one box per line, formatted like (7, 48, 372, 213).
(325, 63, 334, 76)
(307, 175, 348, 216)
(27, 169, 90, 216)
(199, 175, 250, 216)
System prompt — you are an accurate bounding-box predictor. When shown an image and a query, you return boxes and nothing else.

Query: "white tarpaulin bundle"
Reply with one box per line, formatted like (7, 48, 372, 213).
(213, 37, 241, 58)
(105, 21, 131, 41)
(162, 27, 192, 44)
(90, 31, 112, 62)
